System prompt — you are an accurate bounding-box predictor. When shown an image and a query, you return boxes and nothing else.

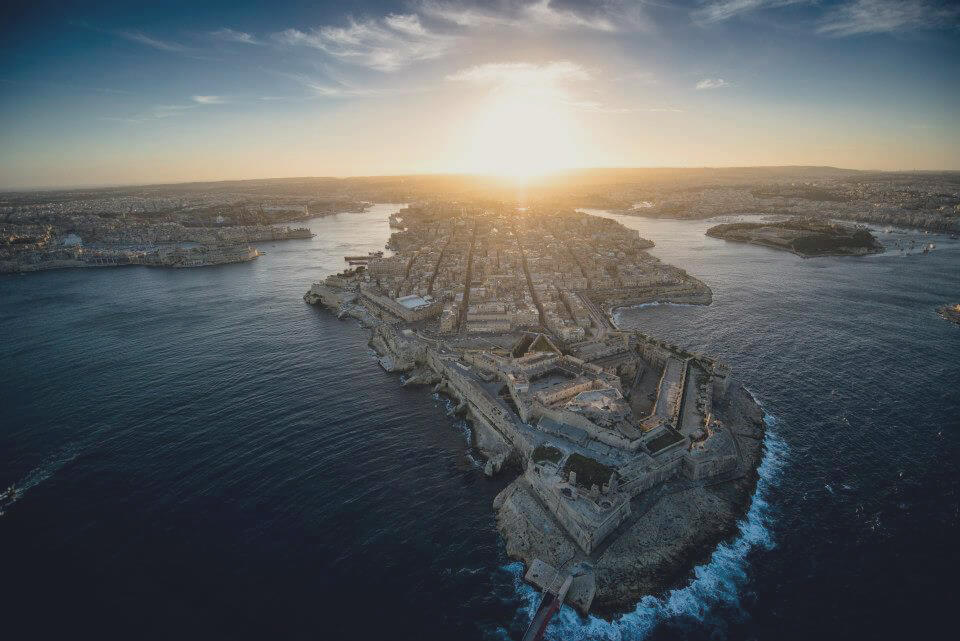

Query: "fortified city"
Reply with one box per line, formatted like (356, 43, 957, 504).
(305, 202, 766, 616)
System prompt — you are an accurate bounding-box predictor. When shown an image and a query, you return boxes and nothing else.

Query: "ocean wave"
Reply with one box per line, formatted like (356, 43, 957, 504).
(502, 417, 787, 640)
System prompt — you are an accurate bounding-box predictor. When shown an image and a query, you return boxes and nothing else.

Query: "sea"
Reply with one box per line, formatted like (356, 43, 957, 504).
(1, 203, 957, 641)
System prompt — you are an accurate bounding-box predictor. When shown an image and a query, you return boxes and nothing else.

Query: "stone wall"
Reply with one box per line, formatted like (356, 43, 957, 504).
(525, 466, 631, 554)
(536, 405, 640, 451)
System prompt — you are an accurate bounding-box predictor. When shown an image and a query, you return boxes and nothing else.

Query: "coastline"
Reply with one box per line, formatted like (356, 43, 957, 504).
(1, 242, 263, 274)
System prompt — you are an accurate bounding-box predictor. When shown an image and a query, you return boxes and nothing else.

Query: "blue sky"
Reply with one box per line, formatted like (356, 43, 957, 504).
(2, 0, 959, 187)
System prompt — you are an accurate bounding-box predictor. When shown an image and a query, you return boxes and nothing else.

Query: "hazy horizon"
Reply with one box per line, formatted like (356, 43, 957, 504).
(3, 0, 959, 189)
(9, 164, 960, 195)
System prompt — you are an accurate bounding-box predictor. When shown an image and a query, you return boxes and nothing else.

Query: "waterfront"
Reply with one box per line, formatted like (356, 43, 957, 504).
(1, 205, 958, 640)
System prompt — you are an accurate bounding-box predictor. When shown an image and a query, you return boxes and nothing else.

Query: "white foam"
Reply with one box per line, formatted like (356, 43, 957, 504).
(1, 443, 80, 516)
(503, 416, 787, 640)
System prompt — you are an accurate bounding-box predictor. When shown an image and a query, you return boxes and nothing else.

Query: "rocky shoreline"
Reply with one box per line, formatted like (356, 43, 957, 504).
(493, 380, 765, 613)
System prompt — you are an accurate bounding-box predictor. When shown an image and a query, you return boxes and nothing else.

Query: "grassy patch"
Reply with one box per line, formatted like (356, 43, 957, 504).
(532, 445, 564, 464)
(563, 453, 614, 489)
(646, 429, 685, 454)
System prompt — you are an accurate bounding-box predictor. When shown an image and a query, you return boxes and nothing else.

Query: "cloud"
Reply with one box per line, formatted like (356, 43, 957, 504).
(817, 0, 960, 36)
(562, 100, 632, 114)
(447, 61, 590, 84)
(448, 62, 673, 115)
(275, 14, 453, 71)
(692, 0, 809, 24)
(192, 95, 226, 104)
(281, 73, 385, 98)
(384, 14, 429, 36)
(147, 104, 194, 118)
(523, 0, 616, 31)
(616, 70, 658, 85)
(101, 104, 195, 124)
(418, 1, 518, 28)
(420, 0, 645, 33)
(696, 78, 731, 89)
(210, 28, 261, 45)
(562, 100, 683, 114)
(117, 31, 188, 53)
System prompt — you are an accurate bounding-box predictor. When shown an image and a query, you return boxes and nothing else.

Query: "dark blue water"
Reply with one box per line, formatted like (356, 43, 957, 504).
(2, 206, 958, 640)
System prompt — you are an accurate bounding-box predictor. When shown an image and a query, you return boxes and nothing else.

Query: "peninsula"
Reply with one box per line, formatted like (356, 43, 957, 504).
(305, 203, 766, 615)
(706, 218, 884, 257)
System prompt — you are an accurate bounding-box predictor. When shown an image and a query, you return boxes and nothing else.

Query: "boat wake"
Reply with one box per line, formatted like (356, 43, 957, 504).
(498, 416, 787, 640)
(0, 443, 80, 517)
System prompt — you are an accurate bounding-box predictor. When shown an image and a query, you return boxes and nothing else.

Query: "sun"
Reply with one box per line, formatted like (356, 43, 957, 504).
(460, 84, 580, 180)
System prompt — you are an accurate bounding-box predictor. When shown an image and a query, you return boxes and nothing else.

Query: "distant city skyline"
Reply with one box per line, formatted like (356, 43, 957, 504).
(3, 0, 959, 188)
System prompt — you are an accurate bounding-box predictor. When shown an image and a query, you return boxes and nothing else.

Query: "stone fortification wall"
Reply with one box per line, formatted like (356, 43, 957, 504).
(506, 377, 536, 423)
(682, 450, 739, 480)
(634, 340, 670, 370)
(306, 283, 357, 308)
(711, 362, 732, 402)
(535, 378, 597, 405)
(525, 467, 631, 554)
(360, 287, 442, 322)
(663, 358, 691, 426)
(434, 359, 533, 458)
(619, 450, 686, 496)
(536, 405, 639, 452)
(370, 324, 424, 370)
(593, 284, 713, 311)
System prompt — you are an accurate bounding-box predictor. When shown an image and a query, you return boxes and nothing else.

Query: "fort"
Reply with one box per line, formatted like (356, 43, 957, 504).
(304, 202, 766, 616)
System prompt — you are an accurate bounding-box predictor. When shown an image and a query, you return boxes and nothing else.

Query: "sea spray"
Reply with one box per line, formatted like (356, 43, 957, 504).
(500, 417, 786, 640)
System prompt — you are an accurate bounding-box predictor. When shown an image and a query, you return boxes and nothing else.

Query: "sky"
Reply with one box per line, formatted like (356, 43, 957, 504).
(2, 0, 959, 188)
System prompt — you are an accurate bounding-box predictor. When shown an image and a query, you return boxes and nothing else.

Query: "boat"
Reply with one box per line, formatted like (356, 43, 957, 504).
(343, 251, 384, 262)
(0, 484, 18, 504)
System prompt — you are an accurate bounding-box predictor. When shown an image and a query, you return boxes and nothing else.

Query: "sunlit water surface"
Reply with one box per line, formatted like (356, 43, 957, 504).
(1, 205, 957, 640)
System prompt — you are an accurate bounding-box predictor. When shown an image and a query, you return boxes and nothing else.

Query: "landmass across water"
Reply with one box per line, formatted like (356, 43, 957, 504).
(4, 166, 959, 274)
(705, 218, 884, 257)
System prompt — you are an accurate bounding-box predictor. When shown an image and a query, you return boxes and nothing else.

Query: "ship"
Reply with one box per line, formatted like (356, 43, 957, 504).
(344, 251, 384, 264)
(0, 484, 19, 514)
